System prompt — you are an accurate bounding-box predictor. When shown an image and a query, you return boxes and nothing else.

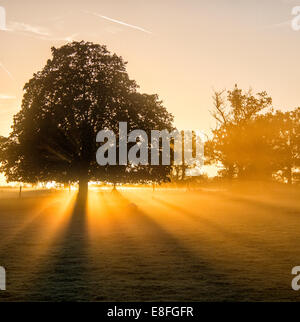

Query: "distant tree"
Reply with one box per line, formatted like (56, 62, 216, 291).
(287, 108, 300, 183)
(267, 109, 300, 184)
(0, 41, 174, 193)
(206, 85, 300, 183)
(171, 131, 195, 182)
(206, 85, 273, 180)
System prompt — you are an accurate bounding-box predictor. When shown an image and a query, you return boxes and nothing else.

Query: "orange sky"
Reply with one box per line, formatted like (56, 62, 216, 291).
(1, 0, 300, 135)
(1, 0, 300, 181)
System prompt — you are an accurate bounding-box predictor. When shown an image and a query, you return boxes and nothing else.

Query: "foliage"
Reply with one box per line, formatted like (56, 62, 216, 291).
(0, 41, 174, 188)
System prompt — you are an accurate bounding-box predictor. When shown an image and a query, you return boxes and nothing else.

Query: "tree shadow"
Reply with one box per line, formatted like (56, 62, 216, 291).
(199, 188, 300, 217)
(108, 190, 251, 301)
(152, 196, 253, 242)
(27, 190, 90, 301)
(151, 196, 291, 263)
(229, 195, 300, 217)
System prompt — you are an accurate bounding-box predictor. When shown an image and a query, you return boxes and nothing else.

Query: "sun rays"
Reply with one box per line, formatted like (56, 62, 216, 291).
(1, 187, 300, 300)
(0, 187, 295, 272)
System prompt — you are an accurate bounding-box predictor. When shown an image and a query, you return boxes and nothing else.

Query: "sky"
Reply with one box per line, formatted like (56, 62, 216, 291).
(1, 0, 300, 135)
(0, 0, 300, 182)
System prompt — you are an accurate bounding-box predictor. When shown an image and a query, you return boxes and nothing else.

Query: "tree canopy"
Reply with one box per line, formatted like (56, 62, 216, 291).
(0, 41, 174, 191)
(206, 85, 300, 183)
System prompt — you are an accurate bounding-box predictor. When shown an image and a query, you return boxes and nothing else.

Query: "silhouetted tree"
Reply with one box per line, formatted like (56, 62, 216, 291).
(171, 131, 194, 182)
(266, 109, 300, 184)
(206, 85, 300, 183)
(206, 85, 273, 180)
(0, 41, 174, 192)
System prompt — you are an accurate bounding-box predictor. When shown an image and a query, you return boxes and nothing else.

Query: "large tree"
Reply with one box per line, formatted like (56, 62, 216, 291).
(0, 41, 174, 192)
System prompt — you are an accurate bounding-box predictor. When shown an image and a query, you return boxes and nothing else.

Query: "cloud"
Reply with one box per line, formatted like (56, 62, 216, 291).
(2, 20, 54, 42)
(57, 34, 79, 42)
(86, 11, 152, 34)
(7, 21, 50, 36)
(264, 20, 291, 29)
(3, 20, 79, 43)
(0, 94, 16, 100)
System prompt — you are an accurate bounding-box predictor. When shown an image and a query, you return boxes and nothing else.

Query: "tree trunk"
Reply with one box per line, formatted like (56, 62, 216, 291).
(79, 177, 88, 198)
(287, 166, 293, 185)
(186, 181, 191, 191)
(228, 164, 234, 181)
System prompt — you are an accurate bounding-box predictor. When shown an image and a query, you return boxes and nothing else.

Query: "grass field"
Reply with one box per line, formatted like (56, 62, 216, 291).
(0, 185, 300, 301)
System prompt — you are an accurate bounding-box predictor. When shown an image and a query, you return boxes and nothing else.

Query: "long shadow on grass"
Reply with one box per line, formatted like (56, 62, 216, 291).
(229, 195, 300, 218)
(27, 191, 90, 301)
(152, 196, 256, 241)
(151, 196, 291, 259)
(199, 189, 300, 218)
(109, 190, 251, 301)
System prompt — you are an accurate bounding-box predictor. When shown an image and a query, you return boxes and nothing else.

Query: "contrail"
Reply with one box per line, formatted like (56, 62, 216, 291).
(0, 62, 15, 81)
(89, 12, 152, 34)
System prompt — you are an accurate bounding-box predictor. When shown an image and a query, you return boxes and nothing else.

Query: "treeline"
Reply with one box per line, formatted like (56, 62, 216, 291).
(205, 85, 300, 184)
(0, 41, 298, 187)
